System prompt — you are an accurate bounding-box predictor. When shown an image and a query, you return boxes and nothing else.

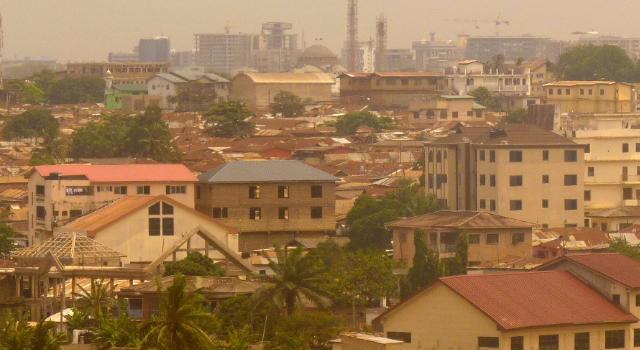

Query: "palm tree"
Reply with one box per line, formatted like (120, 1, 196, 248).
(92, 305, 142, 350)
(140, 274, 217, 350)
(0, 310, 32, 350)
(139, 123, 172, 162)
(251, 245, 332, 316)
(75, 279, 115, 319)
(31, 320, 66, 350)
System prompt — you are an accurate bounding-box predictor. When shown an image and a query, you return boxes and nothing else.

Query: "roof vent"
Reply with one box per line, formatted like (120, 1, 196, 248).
(489, 128, 507, 138)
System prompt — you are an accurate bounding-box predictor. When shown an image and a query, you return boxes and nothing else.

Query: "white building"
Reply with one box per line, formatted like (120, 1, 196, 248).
(446, 60, 531, 96)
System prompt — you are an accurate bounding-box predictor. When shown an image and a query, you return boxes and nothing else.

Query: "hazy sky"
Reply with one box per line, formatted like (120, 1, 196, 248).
(2, 0, 640, 63)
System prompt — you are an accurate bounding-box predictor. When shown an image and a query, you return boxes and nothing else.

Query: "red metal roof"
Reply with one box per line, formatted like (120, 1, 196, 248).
(562, 253, 640, 289)
(32, 164, 198, 183)
(441, 271, 637, 330)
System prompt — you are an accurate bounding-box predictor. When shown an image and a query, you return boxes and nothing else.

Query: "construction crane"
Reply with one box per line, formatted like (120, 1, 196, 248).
(443, 12, 510, 37)
(224, 22, 236, 34)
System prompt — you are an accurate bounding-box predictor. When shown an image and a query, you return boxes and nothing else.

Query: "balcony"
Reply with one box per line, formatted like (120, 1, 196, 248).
(35, 218, 46, 227)
(623, 174, 640, 183)
(623, 199, 640, 206)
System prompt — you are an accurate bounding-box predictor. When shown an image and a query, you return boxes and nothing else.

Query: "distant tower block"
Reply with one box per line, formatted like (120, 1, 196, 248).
(347, 0, 358, 72)
(375, 13, 387, 72)
(0, 12, 4, 88)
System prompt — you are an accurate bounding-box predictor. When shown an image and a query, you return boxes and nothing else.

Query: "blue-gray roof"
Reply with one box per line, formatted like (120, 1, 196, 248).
(198, 160, 340, 183)
(153, 73, 187, 83)
(171, 71, 230, 83)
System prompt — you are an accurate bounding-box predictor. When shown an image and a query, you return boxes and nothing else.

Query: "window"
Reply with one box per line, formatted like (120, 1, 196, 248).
(612, 294, 621, 304)
(584, 191, 591, 201)
(66, 186, 94, 196)
(480, 175, 486, 186)
(452, 111, 459, 118)
(511, 336, 524, 350)
(605, 330, 625, 349)
(624, 188, 633, 200)
(278, 207, 289, 219)
(557, 88, 562, 95)
(636, 143, 640, 152)
(479, 150, 486, 161)
(490, 175, 496, 187)
(509, 150, 523, 162)
(549, 88, 553, 95)
(114, 186, 127, 194)
(311, 206, 323, 219)
(542, 175, 549, 184)
(196, 186, 200, 199)
(467, 110, 473, 117)
(97, 186, 112, 192)
(249, 207, 261, 220)
(588, 89, 593, 95)
(249, 186, 260, 199)
(580, 88, 585, 95)
(490, 200, 496, 211)
(565, 199, 578, 210)
(564, 175, 577, 186)
(137, 186, 150, 195)
(600, 89, 605, 95)
(440, 110, 447, 119)
(510, 175, 523, 186)
(36, 206, 46, 219)
(510, 200, 523, 211)
(584, 144, 590, 153)
(637, 166, 640, 176)
(311, 186, 323, 198)
(565, 150, 578, 162)
(278, 186, 289, 198)
(35, 185, 45, 195)
(623, 143, 630, 153)
(148, 202, 174, 236)
(543, 150, 549, 160)
(387, 332, 411, 343)
(469, 234, 481, 244)
(479, 199, 486, 209)
(436, 174, 447, 189)
(166, 185, 187, 194)
(69, 209, 82, 217)
(512, 233, 525, 244)
(635, 329, 640, 348)
(636, 294, 640, 306)
(486, 234, 499, 245)
(478, 337, 499, 348)
(575, 333, 590, 350)
(212, 207, 228, 218)
(588, 167, 594, 177)
(542, 199, 549, 208)
(401, 79, 409, 85)
(489, 150, 495, 162)
(539, 335, 559, 350)
(566, 88, 571, 95)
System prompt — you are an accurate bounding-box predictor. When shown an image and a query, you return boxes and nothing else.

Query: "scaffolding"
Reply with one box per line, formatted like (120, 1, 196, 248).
(375, 13, 387, 72)
(347, 0, 358, 72)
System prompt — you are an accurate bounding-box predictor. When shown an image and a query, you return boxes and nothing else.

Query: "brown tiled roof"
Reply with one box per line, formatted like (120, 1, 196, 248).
(118, 276, 267, 296)
(386, 210, 536, 229)
(439, 271, 637, 330)
(429, 124, 579, 147)
(64, 195, 238, 237)
(562, 253, 640, 289)
(587, 206, 640, 218)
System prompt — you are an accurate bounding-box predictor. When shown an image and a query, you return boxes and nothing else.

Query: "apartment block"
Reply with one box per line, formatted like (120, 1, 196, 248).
(544, 81, 636, 114)
(445, 60, 531, 96)
(408, 95, 485, 124)
(195, 160, 339, 252)
(339, 72, 446, 107)
(425, 124, 585, 228)
(65, 62, 171, 84)
(26, 164, 198, 245)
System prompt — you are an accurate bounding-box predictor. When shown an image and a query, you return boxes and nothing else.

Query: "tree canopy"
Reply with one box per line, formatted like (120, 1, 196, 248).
(167, 84, 218, 112)
(503, 108, 529, 124)
(270, 91, 305, 118)
(334, 111, 395, 136)
(203, 101, 255, 138)
(164, 252, 226, 277)
(0, 223, 21, 259)
(553, 44, 637, 82)
(48, 77, 105, 104)
(2, 109, 59, 140)
(469, 86, 499, 110)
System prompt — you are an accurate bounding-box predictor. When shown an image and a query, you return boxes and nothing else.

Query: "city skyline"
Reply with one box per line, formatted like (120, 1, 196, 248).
(2, 0, 640, 63)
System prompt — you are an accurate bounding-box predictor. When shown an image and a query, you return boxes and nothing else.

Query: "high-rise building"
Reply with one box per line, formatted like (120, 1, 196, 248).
(139, 37, 171, 62)
(464, 36, 569, 62)
(578, 35, 640, 59)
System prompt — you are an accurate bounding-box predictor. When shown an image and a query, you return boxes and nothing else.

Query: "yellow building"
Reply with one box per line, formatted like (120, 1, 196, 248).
(425, 124, 585, 228)
(544, 81, 636, 114)
(387, 211, 535, 267)
(375, 269, 638, 350)
(339, 72, 446, 107)
(230, 73, 334, 107)
(66, 62, 171, 84)
(408, 95, 486, 124)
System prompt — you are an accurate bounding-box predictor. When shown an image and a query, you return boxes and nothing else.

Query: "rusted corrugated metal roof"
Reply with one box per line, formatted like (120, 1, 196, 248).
(239, 73, 334, 84)
(563, 253, 640, 289)
(386, 210, 536, 229)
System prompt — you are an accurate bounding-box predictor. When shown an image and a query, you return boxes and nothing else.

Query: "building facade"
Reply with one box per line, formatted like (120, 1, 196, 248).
(446, 60, 531, 96)
(412, 39, 462, 72)
(464, 36, 569, 62)
(408, 95, 485, 124)
(544, 81, 636, 114)
(195, 160, 338, 252)
(139, 37, 171, 62)
(147, 69, 230, 108)
(340, 72, 446, 107)
(425, 124, 585, 228)
(65, 62, 171, 84)
(230, 73, 333, 107)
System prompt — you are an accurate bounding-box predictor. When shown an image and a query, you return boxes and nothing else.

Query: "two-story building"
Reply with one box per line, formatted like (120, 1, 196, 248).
(195, 160, 339, 252)
(26, 164, 198, 245)
(425, 124, 586, 228)
(147, 69, 230, 109)
(445, 60, 531, 96)
(408, 95, 486, 124)
(387, 210, 535, 267)
(374, 269, 638, 350)
(544, 81, 636, 114)
(339, 72, 446, 107)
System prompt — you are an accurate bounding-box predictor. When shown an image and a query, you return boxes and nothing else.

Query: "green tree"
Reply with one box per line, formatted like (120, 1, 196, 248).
(31, 69, 57, 96)
(164, 252, 226, 277)
(0, 222, 21, 259)
(21, 83, 46, 104)
(92, 306, 142, 350)
(252, 245, 331, 316)
(264, 312, 342, 350)
(0, 310, 33, 350)
(168, 84, 218, 112)
(609, 237, 640, 260)
(75, 279, 115, 319)
(214, 295, 273, 340)
(2, 109, 59, 141)
(469, 86, 499, 110)
(271, 91, 305, 118)
(48, 76, 105, 104)
(444, 231, 468, 276)
(402, 229, 443, 298)
(334, 111, 395, 136)
(141, 274, 217, 350)
(203, 101, 255, 138)
(503, 108, 529, 124)
(554, 44, 637, 82)
(30, 124, 65, 165)
(31, 320, 66, 350)
(214, 325, 258, 350)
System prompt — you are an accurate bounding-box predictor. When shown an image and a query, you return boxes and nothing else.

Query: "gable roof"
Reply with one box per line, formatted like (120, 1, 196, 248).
(12, 232, 125, 260)
(386, 210, 536, 230)
(63, 195, 238, 237)
(118, 275, 266, 295)
(198, 160, 340, 183)
(376, 271, 637, 330)
(586, 206, 640, 218)
(537, 253, 640, 289)
(429, 124, 580, 147)
(30, 164, 198, 183)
